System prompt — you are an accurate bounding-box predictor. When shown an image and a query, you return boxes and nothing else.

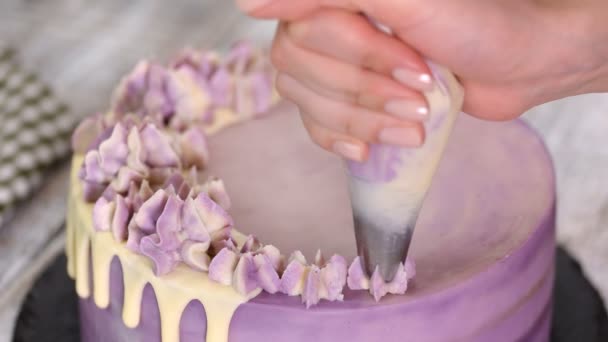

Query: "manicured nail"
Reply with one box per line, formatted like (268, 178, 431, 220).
(385, 99, 429, 121)
(235, 0, 272, 12)
(333, 141, 364, 161)
(378, 127, 423, 147)
(392, 68, 434, 92)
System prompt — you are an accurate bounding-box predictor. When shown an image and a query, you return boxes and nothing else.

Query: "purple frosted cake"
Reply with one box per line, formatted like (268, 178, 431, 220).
(66, 42, 555, 342)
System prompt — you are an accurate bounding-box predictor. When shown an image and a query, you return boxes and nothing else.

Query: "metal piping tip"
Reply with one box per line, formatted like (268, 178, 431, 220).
(353, 213, 417, 282)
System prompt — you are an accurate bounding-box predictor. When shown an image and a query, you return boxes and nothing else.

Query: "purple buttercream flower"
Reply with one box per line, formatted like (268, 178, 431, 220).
(111, 166, 143, 194)
(82, 181, 107, 202)
(178, 126, 209, 169)
(177, 181, 192, 200)
(139, 124, 180, 168)
(383, 265, 409, 296)
(240, 235, 262, 254)
(112, 60, 150, 116)
(209, 233, 237, 255)
(139, 234, 180, 276)
(302, 266, 321, 308)
(314, 249, 325, 267)
(112, 195, 131, 241)
(346, 256, 415, 302)
(404, 259, 416, 280)
(258, 245, 283, 271)
(321, 255, 348, 301)
(154, 194, 184, 251)
(134, 189, 168, 234)
(127, 180, 153, 212)
(192, 192, 233, 233)
(207, 232, 284, 296)
(100, 184, 118, 201)
(203, 177, 231, 210)
(78, 120, 189, 203)
(72, 114, 103, 153)
(346, 257, 370, 290)
(208, 247, 239, 285)
(254, 253, 281, 294)
(98, 123, 129, 175)
(126, 127, 148, 174)
(280, 251, 308, 296)
(144, 64, 174, 120)
(225, 41, 254, 74)
(162, 173, 187, 192)
(233, 253, 260, 295)
(93, 197, 115, 232)
(82, 151, 107, 184)
(118, 183, 238, 276)
(166, 69, 211, 128)
(277, 250, 347, 306)
(181, 240, 211, 272)
(126, 220, 145, 253)
(209, 68, 232, 107)
(181, 197, 211, 243)
(234, 78, 254, 118)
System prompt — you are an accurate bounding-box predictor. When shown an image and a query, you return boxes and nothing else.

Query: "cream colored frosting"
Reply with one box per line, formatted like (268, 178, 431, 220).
(348, 64, 464, 233)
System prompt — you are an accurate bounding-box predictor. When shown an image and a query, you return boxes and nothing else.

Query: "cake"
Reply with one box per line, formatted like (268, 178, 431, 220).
(66, 42, 556, 342)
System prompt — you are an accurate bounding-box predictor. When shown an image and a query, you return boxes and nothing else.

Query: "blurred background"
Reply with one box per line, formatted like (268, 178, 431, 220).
(0, 0, 607, 339)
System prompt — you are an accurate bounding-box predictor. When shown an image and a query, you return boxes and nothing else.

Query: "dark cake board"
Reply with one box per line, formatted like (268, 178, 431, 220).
(12, 248, 608, 342)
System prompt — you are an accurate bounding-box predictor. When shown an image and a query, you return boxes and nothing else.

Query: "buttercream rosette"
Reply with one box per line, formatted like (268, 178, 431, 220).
(93, 172, 233, 276)
(76, 42, 415, 307)
(348, 257, 416, 302)
(71, 41, 276, 153)
(112, 40, 275, 131)
(280, 250, 348, 308)
(78, 119, 208, 202)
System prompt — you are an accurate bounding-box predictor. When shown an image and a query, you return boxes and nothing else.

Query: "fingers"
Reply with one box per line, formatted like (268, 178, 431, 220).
(285, 10, 430, 81)
(273, 21, 430, 121)
(299, 114, 369, 162)
(277, 73, 425, 158)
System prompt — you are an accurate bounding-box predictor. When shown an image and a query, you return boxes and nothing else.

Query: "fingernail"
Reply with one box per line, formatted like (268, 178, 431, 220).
(235, 0, 272, 12)
(385, 99, 429, 121)
(392, 68, 434, 92)
(378, 127, 423, 147)
(333, 141, 364, 161)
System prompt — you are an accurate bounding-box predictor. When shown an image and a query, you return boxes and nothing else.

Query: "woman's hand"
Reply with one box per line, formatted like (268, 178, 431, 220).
(237, 0, 608, 160)
(272, 11, 433, 161)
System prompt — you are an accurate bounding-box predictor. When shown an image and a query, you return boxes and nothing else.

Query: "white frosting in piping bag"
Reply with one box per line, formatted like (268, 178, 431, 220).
(346, 63, 464, 277)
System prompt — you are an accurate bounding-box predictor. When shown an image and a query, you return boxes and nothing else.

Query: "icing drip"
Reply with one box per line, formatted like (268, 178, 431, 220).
(69, 156, 259, 342)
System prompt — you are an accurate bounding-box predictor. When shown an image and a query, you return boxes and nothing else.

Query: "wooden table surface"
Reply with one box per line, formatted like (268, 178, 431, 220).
(0, 0, 607, 340)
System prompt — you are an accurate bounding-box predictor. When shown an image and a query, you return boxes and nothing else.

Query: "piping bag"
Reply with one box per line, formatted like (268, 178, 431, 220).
(346, 25, 465, 281)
